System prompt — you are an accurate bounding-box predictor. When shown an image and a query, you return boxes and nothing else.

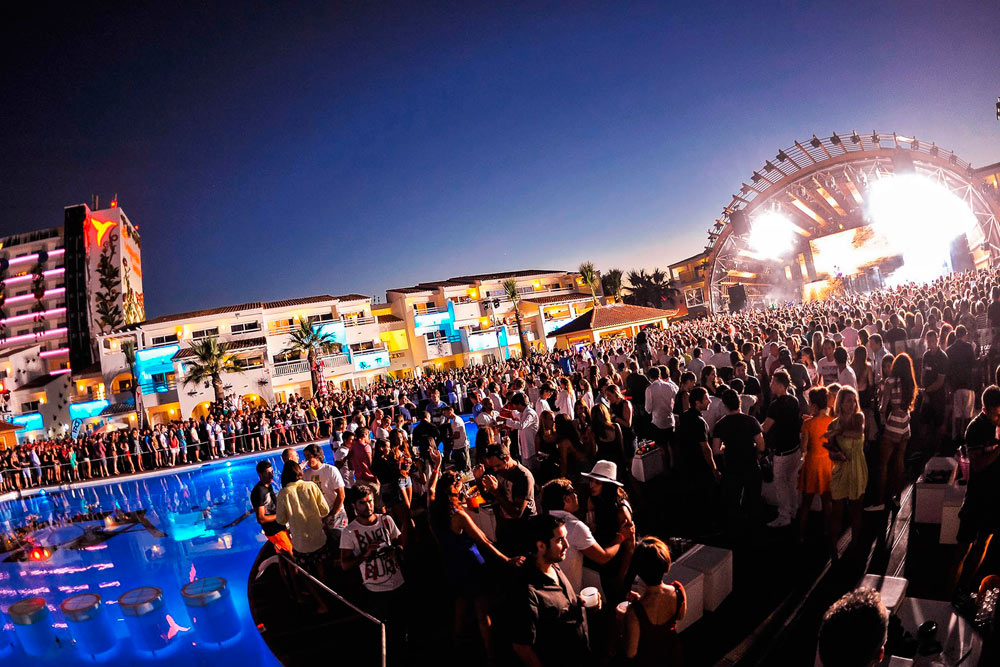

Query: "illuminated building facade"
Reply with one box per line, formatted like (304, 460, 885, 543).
(0, 200, 144, 439)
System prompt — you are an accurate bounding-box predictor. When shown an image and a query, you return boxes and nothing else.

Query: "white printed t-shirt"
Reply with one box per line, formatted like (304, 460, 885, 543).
(341, 514, 404, 592)
(301, 463, 348, 528)
(548, 509, 598, 594)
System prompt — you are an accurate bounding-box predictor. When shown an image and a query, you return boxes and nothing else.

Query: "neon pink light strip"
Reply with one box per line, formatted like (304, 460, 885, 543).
(0, 327, 67, 346)
(6, 248, 65, 267)
(50, 368, 72, 375)
(4, 287, 66, 306)
(39, 347, 69, 358)
(0, 307, 65, 327)
(3, 267, 64, 286)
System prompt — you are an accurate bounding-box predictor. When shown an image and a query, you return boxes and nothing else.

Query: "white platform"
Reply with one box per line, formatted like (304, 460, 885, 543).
(677, 544, 733, 611)
(860, 574, 908, 613)
(666, 563, 704, 632)
(914, 457, 958, 524)
(895, 598, 981, 667)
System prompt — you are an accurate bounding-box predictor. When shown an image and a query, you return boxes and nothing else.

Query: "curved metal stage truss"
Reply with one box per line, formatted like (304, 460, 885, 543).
(703, 131, 1000, 313)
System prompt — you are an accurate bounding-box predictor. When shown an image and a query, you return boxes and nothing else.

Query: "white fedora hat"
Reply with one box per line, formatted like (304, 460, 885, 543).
(580, 460, 622, 486)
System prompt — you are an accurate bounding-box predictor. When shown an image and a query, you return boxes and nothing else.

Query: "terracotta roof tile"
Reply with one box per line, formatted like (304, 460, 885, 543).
(522, 293, 592, 305)
(262, 295, 336, 309)
(449, 269, 565, 282)
(549, 304, 670, 337)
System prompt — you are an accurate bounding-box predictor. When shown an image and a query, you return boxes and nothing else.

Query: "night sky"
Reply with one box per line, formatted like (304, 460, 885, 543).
(2, 2, 998, 317)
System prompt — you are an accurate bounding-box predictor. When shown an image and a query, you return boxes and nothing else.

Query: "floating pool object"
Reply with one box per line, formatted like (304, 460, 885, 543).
(60, 593, 115, 657)
(181, 577, 240, 644)
(118, 586, 174, 653)
(7, 597, 56, 657)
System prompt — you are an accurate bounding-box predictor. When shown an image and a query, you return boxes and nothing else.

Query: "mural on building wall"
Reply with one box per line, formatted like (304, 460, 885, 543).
(121, 219, 145, 324)
(94, 231, 124, 334)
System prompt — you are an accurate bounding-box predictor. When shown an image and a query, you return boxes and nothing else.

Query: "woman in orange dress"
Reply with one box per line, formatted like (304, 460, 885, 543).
(798, 386, 833, 542)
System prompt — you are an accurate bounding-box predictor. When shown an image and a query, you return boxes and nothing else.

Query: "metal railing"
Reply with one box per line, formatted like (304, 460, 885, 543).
(278, 554, 386, 667)
(343, 316, 377, 327)
(319, 353, 351, 367)
(138, 379, 177, 394)
(272, 360, 310, 376)
(413, 305, 446, 315)
(267, 323, 297, 335)
(352, 343, 388, 356)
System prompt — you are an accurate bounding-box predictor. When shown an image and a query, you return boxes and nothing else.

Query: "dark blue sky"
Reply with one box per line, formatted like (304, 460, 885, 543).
(2, 1, 998, 317)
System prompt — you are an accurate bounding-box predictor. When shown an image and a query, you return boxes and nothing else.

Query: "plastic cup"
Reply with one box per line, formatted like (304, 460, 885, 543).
(579, 587, 599, 609)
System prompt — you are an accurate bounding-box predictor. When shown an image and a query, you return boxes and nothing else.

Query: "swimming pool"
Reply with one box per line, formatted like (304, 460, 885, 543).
(0, 447, 291, 666)
(0, 419, 481, 665)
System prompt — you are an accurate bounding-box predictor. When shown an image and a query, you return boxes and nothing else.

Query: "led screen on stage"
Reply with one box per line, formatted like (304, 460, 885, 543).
(809, 225, 898, 278)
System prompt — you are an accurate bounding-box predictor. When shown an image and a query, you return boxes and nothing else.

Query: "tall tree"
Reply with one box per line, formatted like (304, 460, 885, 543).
(601, 268, 624, 302)
(503, 277, 531, 358)
(578, 261, 601, 307)
(181, 338, 244, 403)
(284, 319, 342, 396)
(121, 340, 143, 429)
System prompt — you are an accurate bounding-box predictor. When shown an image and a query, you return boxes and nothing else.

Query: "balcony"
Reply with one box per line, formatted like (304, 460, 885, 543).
(412, 305, 446, 315)
(137, 378, 178, 407)
(319, 353, 352, 376)
(343, 317, 380, 345)
(271, 360, 311, 377)
(450, 300, 482, 323)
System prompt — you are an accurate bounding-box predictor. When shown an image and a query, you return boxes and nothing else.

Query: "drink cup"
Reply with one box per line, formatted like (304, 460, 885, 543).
(580, 587, 599, 609)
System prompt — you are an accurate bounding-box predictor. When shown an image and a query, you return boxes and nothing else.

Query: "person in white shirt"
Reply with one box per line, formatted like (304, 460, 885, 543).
(535, 383, 555, 418)
(686, 348, 706, 379)
(302, 443, 348, 529)
(834, 347, 857, 389)
(444, 406, 470, 472)
(555, 377, 576, 419)
(644, 366, 678, 447)
(540, 478, 635, 593)
(506, 392, 539, 469)
(817, 340, 840, 385)
(841, 318, 860, 351)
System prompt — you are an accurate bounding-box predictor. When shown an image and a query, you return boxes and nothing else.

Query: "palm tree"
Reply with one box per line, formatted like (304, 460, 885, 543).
(182, 337, 243, 403)
(121, 340, 143, 429)
(503, 278, 531, 358)
(601, 268, 624, 302)
(284, 319, 342, 395)
(578, 261, 601, 307)
(625, 268, 651, 307)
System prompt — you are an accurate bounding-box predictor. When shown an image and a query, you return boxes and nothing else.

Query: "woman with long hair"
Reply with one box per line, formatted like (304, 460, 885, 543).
(429, 470, 512, 657)
(534, 410, 560, 484)
(798, 387, 834, 544)
(850, 346, 876, 442)
(875, 352, 917, 510)
(555, 413, 590, 479)
(825, 386, 867, 555)
(584, 462, 634, 606)
(590, 402, 624, 468)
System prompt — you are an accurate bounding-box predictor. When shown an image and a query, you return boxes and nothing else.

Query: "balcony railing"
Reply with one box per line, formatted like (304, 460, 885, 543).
(413, 305, 446, 315)
(352, 343, 388, 356)
(319, 353, 351, 367)
(272, 360, 310, 376)
(268, 323, 297, 335)
(344, 316, 377, 327)
(138, 379, 177, 394)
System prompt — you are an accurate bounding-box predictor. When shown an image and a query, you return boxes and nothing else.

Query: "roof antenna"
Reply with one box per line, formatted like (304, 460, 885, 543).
(91, 194, 99, 210)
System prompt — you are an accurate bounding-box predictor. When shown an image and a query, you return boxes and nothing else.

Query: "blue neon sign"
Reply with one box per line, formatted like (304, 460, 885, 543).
(69, 400, 110, 421)
(12, 412, 44, 431)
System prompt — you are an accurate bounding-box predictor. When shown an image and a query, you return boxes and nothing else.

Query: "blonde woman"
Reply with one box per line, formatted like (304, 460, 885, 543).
(824, 386, 867, 556)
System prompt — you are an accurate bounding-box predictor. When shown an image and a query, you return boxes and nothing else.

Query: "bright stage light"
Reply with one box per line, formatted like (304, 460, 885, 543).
(747, 211, 796, 260)
(866, 174, 976, 284)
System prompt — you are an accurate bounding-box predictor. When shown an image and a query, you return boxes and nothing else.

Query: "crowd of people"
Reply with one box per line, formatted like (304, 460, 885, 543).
(6, 266, 1000, 664)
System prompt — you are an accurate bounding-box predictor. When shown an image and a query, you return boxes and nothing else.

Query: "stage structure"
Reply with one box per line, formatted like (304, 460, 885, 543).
(703, 131, 1000, 313)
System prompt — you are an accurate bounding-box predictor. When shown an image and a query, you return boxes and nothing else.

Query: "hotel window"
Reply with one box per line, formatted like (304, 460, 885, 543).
(191, 327, 219, 340)
(230, 321, 261, 334)
(151, 333, 179, 345)
(21, 401, 40, 412)
(270, 318, 293, 330)
(307, 313, 334, 324)
(235, 356, 264, 369)
(17, 329, 28, 336)
(116, 378, 133, 393)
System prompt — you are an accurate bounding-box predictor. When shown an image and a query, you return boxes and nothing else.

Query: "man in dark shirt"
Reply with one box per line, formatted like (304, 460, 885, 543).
(954, 385, 1000, 596)
(251, 460, 294, 587)
(411, 410, 439, 460)
(947, 325, 977, 439)
(676, 386, 718, 533)
(921, 330, 949, 436)
(762, 369, 802, 528)
(475, 442, 536, 554)
(988, 287, 1000, 330)
(713, 389, 765, 534)
(512, 514, 591, 666)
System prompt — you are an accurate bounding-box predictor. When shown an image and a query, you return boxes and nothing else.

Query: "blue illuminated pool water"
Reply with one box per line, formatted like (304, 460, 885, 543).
(0, 418, 481, 665)
(0, 448, 291, 666)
